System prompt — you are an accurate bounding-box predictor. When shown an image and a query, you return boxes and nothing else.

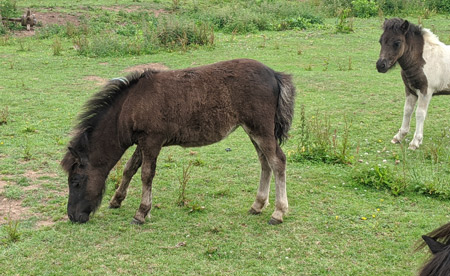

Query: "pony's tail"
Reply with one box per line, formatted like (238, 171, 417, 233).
(274, 72, 296, 145)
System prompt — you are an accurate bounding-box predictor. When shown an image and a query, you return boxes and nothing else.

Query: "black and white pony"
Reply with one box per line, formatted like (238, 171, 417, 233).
(377, 18, 450, 150)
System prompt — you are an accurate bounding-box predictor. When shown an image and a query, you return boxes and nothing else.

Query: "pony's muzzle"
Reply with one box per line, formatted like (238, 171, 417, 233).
(68, 206, 91, 223)
(376, 59, 389, 73)
(68, 212, 90, 223)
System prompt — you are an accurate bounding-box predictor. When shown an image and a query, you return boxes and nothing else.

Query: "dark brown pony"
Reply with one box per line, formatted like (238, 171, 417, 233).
(376, 18, 450, 150)
(61, 59, 296, 225)
(418, 222, 450, 276)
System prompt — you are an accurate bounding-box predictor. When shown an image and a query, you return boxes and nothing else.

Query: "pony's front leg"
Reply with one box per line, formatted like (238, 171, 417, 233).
(392, 92, 417, 144)
(132, 144, 161, 225)
(110, 146, 142, 208)
(409, 91, 432, 150)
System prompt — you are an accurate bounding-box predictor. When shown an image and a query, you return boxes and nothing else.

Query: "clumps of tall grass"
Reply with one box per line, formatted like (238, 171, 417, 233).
(351, 129, 450, 198)
(289, 105, 354, 165)
(1, 213, 21, 246)
(352, 164, 407, 196)
(410, 129, 450, 199)
(0, 106, 9, 125)
(177, 161, 193, 207)
(51, 15, 215, 57)
(187, 1, 323, 34)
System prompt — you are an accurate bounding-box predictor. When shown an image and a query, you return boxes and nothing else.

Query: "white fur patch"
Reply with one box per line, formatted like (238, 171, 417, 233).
(421, 29, 450, 93)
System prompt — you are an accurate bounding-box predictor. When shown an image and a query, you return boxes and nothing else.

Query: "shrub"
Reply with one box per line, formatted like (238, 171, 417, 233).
(0, 0, 19, 19)
(426, 0, 450, 13)
(353, 164, 406, 196)
(351, 0, 379, 18)
(155, 17, 214, 49)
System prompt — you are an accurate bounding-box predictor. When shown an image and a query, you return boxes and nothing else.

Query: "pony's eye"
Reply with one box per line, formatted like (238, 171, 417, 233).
(70, 174, 82, 188)
(393, 41, 401, 48)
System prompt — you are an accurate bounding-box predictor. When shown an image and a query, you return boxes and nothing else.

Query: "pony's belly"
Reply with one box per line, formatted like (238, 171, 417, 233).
(164, 125, 239, 148)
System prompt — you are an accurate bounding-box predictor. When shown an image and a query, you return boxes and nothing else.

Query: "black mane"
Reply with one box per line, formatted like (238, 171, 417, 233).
(383, 18, 422, 36)
(61, 70, 157, 172)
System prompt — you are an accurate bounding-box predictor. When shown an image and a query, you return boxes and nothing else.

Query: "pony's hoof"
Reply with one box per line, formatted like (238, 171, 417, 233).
(131, 218, 144, 225)
(248, 208, 261, 215)
(109, 203, 121, 209)
(408, 144, 419, 150)
(391, 138, 400, 144)
(268, 217, 283, 225)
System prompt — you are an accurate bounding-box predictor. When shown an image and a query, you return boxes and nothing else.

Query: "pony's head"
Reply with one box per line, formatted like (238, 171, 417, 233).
(418, 222, 450, 276)
(376, 18, 411, 73)
(61, 131, 104, 223)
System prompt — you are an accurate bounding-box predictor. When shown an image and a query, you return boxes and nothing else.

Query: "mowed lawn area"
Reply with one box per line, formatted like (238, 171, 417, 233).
(1, 1, 450, 275)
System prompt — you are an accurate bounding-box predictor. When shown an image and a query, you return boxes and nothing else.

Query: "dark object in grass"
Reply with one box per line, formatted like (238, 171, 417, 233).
(2, 9, 37, 31)
(417, 222, 450, 276)
(61, 59, 296, 225)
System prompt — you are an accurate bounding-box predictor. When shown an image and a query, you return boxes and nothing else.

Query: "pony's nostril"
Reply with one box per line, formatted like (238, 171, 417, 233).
(68, 213, 75, 222)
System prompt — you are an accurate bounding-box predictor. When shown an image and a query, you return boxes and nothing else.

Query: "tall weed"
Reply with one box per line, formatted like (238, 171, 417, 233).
(410, 130, 450, 199)
(289, 106, 354, 164)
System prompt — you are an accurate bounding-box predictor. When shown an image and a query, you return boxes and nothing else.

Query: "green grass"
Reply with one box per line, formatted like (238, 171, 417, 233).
(1, 1, 450, 275)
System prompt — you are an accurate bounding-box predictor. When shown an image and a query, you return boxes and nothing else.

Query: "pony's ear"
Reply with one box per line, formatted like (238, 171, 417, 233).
(422, 235, 446, 254)
(400, 20, 410, 34)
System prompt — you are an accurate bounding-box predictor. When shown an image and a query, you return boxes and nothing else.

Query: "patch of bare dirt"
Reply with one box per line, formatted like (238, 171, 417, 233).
(24, 170, 58, 182)
(0, 171, 64, 227)
(0, 179, 8, 193)
(12, 10, 82, 37)
(123, 63, 169, 73)
(0, 195, 30, 223)
(83, 76, 109, 86)
(34, 11, 81, 26)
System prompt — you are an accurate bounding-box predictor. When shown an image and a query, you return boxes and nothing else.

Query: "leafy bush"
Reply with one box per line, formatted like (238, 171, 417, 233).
(353, 165, 406, 196)
(0, 0, 19, 19)
(277, 14, 323, 31)
(186, 1, 323, 33)
(426, 0, 450, 13)
(351, 0, 379, 18)
(155, 17, 214, 49)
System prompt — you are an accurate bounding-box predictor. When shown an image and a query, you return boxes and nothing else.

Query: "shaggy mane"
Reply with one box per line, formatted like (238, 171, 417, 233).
(61, 69, 158, 173)
(383, 18, 422, 36)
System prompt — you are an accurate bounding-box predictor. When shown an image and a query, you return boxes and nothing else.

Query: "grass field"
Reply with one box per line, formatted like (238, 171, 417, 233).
(1, 1, 450, 275)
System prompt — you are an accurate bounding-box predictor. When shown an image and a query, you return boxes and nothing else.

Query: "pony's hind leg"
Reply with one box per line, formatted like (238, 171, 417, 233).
(249, 134, 288, 225)
(249, 140, 272, 215)
(109, 146, 142, 208)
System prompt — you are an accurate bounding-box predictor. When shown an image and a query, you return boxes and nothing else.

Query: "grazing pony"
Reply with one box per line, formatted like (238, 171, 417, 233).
(61, 59, 296, 225)
(418, 222, 450, 276)
(376, 18, 450, 150)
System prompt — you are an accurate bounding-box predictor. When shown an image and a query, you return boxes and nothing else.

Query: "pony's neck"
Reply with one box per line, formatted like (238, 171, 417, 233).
(398, 30, 425, 73)
(87, 112, 129, 177)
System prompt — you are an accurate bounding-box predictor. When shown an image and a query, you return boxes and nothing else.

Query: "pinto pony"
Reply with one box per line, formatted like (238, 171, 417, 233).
(376, 18, 450, 150)
(61, 59, 296, 225)
(418, 222, 450, 276)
